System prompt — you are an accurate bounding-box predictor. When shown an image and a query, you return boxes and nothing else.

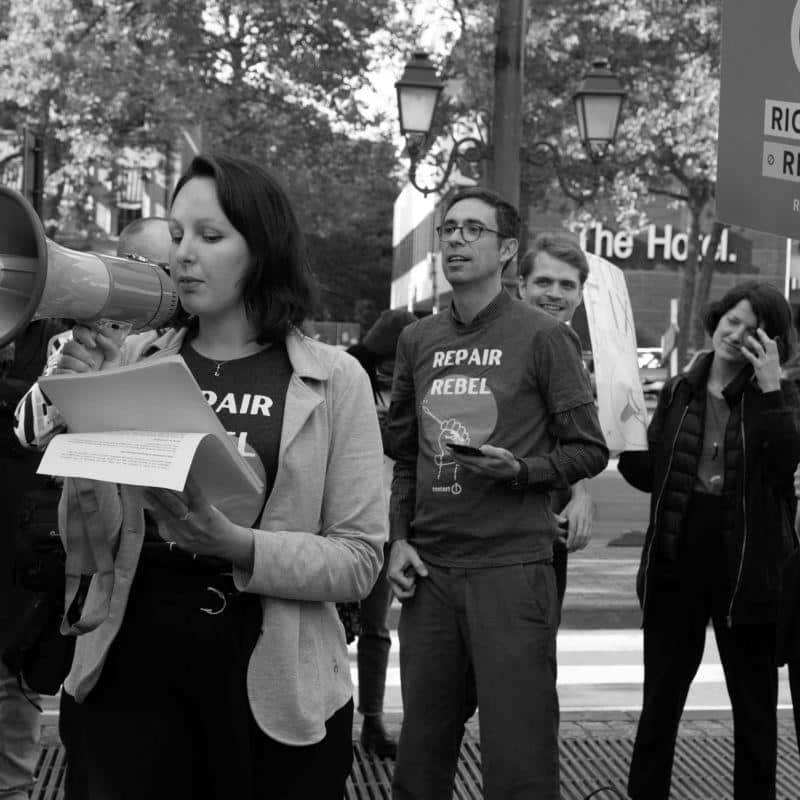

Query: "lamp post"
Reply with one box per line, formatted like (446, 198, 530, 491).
(395, 54, 626, 203)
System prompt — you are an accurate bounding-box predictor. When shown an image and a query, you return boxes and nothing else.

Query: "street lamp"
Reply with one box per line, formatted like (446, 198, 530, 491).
(395, 53, 626, 201)
(395, 52, 487, 198)
(573, 58, 627, 160)
(395, 52, 443, 139)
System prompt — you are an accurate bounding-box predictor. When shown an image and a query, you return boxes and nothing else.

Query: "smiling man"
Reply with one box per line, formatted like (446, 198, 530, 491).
(518, 232, 596, 609)
(386, 187, 608, 800)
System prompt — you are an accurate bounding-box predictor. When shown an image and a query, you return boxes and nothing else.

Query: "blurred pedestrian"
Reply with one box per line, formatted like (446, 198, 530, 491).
(15, 152, 386, 800)
(346, 308, 415, 760)
(386, 186, 608, 800)
(518, 233, 595, 608)
(619, 280, 800, 800)
(30, 216, 172, 800)
(0, 320, 64, 800)
(787, 469, 800, 761)
(116, 216, 171, 268)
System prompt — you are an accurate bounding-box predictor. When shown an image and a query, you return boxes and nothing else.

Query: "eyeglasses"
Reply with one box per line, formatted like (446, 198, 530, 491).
(435, 221, 502, 243)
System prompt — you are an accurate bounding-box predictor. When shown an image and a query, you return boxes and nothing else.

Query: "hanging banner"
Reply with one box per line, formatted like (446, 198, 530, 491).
(582, 253, 648, 454)
(717, 0, 800, 237)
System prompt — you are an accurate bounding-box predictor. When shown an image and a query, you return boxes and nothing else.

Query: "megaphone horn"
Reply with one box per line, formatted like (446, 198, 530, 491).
(0, 185, 179, 348)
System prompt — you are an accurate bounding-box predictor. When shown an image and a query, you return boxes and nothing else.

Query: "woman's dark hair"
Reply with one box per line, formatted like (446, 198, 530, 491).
(702, 280, 796, 363)
(171, 152, 318, 343)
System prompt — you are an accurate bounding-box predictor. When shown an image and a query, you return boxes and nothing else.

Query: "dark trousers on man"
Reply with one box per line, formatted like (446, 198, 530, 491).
(628, 493, 778, 800)
(392, 560, 559, 800)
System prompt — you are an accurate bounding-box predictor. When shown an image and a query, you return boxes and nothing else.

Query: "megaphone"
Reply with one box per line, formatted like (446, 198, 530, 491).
(0, 185, 179, 348)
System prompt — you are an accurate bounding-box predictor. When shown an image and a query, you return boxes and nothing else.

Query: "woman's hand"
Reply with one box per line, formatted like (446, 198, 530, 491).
(143, 476, 255, 571)
(741, 328, 781, 393)
(54, 326, 123, 374)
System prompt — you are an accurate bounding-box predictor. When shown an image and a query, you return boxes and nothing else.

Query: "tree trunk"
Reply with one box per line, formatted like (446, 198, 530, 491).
(675, 202, 702, 368)
(690, 220, 726, 352)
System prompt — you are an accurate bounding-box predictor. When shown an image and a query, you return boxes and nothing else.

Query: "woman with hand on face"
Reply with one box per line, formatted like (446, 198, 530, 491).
(618, 281, 800, 800)
(42, 153, 386, 800)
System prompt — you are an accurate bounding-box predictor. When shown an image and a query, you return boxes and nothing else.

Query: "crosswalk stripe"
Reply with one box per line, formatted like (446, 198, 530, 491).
(348, 629, 794, 714)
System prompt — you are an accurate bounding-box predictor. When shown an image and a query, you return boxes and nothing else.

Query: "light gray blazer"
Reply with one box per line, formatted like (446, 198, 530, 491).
(54, 327, 386, 745)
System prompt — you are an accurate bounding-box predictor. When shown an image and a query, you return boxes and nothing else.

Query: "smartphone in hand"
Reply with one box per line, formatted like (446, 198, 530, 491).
(446, 443, 485, 457)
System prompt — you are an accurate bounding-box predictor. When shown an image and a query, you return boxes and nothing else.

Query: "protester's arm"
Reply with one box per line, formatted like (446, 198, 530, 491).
(558, 478, 594, 551)
(759, 380, 800, 486)
(451, 324, 607, 487)
(383, 330, 430, 598)
(520, 324, 608, 486)
(519, 401, 608, 488)
(13, 331, 72, 449)
(385, 330, 418, 543)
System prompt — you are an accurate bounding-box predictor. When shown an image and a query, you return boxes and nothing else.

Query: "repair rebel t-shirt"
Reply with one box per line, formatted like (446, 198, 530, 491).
(387, 290, 603, 567)
(180, 339, 293, 500)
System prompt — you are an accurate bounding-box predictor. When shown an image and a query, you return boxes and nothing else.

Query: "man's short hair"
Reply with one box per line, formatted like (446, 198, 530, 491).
(442, 186, 521, 241)
(518, 232, 589, 285)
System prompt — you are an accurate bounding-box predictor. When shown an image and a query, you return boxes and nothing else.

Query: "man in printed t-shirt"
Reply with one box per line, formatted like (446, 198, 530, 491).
(385, 187, 608, 800)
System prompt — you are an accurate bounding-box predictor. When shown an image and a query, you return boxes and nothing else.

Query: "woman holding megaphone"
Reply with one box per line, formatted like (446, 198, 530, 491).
(16, 153, 386, 800)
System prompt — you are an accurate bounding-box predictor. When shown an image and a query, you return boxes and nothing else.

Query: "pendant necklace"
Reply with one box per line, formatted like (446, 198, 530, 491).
(707, 391, 725, 462)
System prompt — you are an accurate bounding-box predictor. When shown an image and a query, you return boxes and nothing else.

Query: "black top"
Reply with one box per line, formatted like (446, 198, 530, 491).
(143, 341, 293, 546)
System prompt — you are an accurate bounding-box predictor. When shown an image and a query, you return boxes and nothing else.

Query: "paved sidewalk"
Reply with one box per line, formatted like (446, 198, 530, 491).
(35, 710, 800, 800)
(348, 711, 800, 800)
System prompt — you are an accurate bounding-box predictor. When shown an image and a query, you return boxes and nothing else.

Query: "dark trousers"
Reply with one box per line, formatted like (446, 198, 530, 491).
(392, 560, 559, 800)
(628, 493, 778, 800)
(553, 538, 568, 609)
(80, 557, 353, 800)
(357, 543, 393, 716)
(59, 691, 88, 800)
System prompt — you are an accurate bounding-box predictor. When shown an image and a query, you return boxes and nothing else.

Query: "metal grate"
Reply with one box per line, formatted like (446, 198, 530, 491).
(33, 732, 800, 799)
(31, 744, 66, 800)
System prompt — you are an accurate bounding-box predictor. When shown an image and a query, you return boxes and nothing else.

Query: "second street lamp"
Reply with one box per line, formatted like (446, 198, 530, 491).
(395, 53, 626, 202)
(573, 58, 627, 160)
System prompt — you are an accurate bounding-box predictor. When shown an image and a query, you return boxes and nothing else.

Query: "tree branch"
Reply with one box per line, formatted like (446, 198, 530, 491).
(647, 185, 689, 201)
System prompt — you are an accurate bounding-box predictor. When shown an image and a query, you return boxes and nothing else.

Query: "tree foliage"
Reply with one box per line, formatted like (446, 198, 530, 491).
(422, 0, 723, 360)
(0, 0, 405, 318)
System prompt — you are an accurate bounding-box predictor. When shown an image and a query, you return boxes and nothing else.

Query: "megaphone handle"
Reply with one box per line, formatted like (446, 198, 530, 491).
(92, 319, 132, 347)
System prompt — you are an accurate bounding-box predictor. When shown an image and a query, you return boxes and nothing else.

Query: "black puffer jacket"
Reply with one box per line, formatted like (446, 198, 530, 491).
(619, 351, 800, 626)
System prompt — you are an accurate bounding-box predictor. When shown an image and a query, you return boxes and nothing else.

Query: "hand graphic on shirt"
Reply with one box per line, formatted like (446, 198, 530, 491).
(434, 418, 468, 478)
(439, 418, 469, 448)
